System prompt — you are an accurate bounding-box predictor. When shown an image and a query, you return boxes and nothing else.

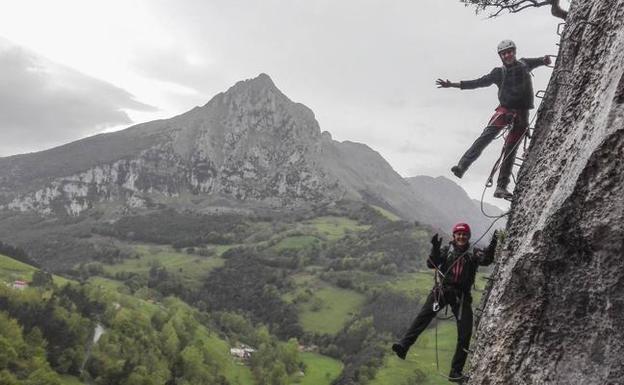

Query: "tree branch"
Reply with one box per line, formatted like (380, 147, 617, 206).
(461, 0, 567, 20)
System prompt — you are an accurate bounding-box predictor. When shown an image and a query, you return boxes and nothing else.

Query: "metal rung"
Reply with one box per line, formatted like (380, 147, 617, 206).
(536, 90, 546, 99)
(557, 22, 566, 36)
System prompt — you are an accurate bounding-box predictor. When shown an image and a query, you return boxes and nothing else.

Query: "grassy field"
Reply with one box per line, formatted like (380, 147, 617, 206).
(298, 352, 343, 385)
(371, 206, 401, 221)
(298, 285, 366, 335)
(271, 235, 321, 252)
(60, 375, 85, 385)
(284, 273, 368, 335)
(102, 244, 226, 287)
(384, 271, 437, 297)
(303, 216, 370, 240)
(371, 321, 458, 385)
(0, 253, 73, 286)
(382, 270, 488, 302)
(371, 271, 490, 385)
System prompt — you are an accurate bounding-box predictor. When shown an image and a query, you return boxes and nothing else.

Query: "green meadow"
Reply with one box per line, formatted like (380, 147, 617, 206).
(298, 352, 343, 385)
(0, 253, 72, 286)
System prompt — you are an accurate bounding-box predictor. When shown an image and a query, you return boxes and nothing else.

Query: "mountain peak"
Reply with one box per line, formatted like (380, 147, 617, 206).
(226, 73, 280, 96)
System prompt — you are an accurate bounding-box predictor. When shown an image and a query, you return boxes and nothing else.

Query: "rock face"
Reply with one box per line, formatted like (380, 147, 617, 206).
(469, 2, 624, 384)
(0, 74, 337, 213)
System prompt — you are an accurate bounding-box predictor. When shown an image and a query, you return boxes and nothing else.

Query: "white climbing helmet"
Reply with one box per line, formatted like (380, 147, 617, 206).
(497, 39, 516, 53)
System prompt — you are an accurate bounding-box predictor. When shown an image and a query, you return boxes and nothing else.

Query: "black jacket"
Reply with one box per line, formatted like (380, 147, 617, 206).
(427, 242, 494, 292)
(460, 58, 546, 109)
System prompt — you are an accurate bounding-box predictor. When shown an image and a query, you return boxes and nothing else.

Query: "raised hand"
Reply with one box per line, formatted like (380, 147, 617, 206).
(431, 233, 442, 250)
(436, 78, 452, 88)
(489, 230, 499, 250)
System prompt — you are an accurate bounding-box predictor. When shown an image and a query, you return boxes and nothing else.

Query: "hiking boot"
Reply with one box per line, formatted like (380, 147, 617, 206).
(493, 186, 513, 200)
(451, 165, 465, 179)
(391, 343, 408, 360)
(448, 370, 468, 383)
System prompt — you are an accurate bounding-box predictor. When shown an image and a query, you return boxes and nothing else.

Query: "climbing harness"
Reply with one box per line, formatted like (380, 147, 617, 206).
(480, 108, 537, 218)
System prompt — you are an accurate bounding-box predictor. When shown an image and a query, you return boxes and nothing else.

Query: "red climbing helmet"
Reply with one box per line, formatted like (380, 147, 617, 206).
(452, 222, 471, 237)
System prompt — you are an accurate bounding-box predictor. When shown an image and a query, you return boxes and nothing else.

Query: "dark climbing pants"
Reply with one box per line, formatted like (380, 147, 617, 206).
(398, 288, 473, 374)
(457, 107, 529, 189)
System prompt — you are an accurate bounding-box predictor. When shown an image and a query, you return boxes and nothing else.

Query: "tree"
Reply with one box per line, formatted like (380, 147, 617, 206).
(31, 270, 54, 288)
(461, 0, 568, 19)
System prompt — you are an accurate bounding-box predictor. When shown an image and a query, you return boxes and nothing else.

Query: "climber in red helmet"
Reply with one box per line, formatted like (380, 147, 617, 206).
(436, 40, 552, 200)
(392, 223, 498, 383)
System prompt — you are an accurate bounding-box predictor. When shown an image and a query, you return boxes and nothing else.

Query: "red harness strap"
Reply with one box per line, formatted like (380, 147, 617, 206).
(488, 106, 524, 145)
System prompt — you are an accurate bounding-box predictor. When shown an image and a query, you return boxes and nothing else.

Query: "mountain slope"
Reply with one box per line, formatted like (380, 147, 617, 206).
(0, 73, 441, 228)
(406, 175, 505, 239)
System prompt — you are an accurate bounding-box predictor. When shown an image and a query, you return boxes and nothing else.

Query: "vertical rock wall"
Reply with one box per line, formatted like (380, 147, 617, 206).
(469, 1, 624, 384)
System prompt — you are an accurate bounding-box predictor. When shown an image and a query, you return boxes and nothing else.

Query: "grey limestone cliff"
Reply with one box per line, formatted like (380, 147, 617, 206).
(469, 1, 624, 384)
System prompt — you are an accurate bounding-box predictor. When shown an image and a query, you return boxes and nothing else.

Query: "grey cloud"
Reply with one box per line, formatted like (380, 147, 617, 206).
(130, 46, 225, 95)
(0, 41, 156, 155)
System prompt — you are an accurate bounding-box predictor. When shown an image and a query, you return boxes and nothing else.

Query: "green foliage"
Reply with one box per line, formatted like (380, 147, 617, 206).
(324, 220, 431, 275)
(361, 290, 422, 338)
(0, 311, 62, 385)
(31, 270, 54, 288)
(1, 202, 441, 385)
(250, 337, 301, 385)
(330, 317, 386, 385)
(93, 209, 252, 247)
(198, 249, 302, 339)
(0, 240, 38, 267)
(0, 281, 257, 385)
(0, 285, 94, 374)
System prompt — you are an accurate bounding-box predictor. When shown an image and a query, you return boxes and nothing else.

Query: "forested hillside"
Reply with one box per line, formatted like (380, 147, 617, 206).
(0, 200, 483, 385)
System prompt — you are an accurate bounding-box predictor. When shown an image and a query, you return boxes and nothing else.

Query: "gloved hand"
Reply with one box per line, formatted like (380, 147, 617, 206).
(436, 78, 452, 88)
(431, 233, 442, 256)
(489, 230, 499, 250)
(428, 234, 443, 268)
(543, 55, 552, 66)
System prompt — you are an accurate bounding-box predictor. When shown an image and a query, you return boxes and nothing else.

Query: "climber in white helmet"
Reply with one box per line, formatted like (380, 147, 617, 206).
(436, 40, 551, 200)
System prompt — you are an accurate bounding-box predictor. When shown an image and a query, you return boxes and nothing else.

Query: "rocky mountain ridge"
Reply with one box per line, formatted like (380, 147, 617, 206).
(0, 73, 499, 235)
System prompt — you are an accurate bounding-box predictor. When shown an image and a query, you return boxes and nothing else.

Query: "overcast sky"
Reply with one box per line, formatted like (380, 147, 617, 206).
(0, 0, 570, 207)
